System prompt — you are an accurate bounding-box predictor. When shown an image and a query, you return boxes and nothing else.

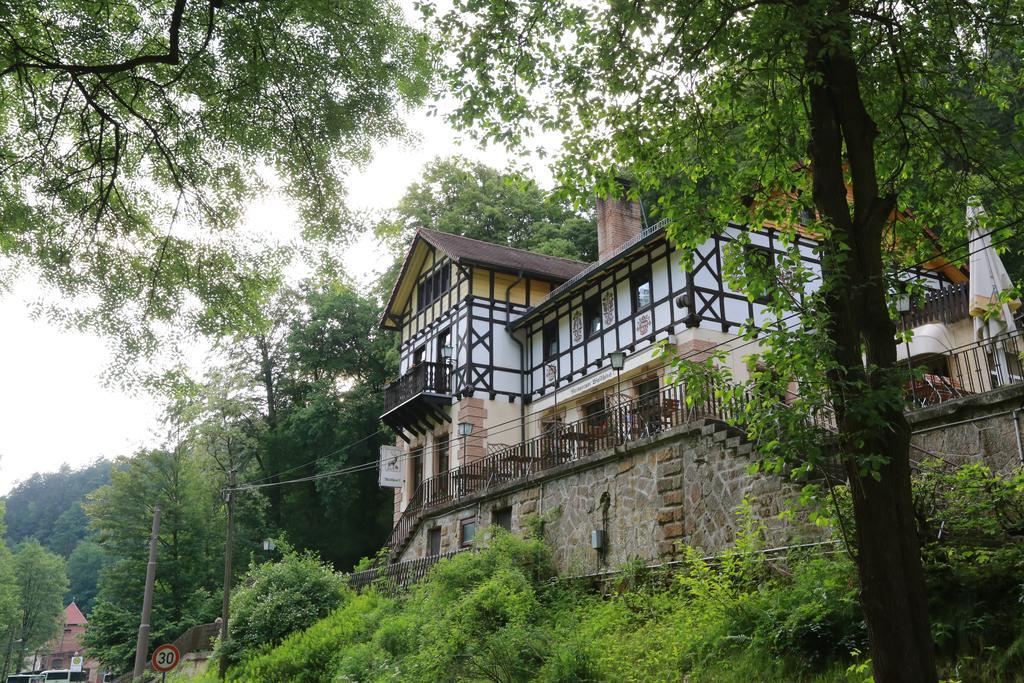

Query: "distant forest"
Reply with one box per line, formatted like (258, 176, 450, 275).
(0, 157, 596, 630)
(3, 461, 114, 613)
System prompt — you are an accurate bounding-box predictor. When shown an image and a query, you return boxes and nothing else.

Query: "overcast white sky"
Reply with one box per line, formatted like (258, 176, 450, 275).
(0, 106, 558, 495)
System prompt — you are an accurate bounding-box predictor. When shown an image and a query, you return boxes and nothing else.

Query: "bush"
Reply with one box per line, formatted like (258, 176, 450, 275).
(219, 547, 349, 665)
(214, 480, 1024, 682)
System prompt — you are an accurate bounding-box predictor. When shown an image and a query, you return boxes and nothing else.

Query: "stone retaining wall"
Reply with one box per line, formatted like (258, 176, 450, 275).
(398, 387, 1024, 574)
(399, 420, 821, 573)
(908, 383, 1024, 475)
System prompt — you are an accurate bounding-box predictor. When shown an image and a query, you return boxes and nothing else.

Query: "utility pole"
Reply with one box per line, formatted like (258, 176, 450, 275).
(218, 470, 236, 679)
(132, 504, 161, 680)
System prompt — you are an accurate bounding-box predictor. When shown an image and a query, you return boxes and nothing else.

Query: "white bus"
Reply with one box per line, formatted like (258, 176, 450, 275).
(40, 672, 88, 682)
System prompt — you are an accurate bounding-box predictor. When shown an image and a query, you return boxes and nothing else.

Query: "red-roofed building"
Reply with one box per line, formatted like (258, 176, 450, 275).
(34, 602, 102, 681)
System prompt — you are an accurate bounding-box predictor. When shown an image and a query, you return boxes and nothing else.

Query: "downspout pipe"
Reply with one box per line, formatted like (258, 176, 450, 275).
(506, 271, 528, 444)
(1014, 406, 1024, 468)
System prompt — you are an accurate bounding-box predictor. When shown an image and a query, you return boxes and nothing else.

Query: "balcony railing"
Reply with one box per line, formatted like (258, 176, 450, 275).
(905, 328, 1024, 406)
(383, 361, 451, 413)
(900, 283, 969, 331)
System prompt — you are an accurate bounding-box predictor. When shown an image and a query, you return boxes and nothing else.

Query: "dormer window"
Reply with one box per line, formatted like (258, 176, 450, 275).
(542, 321, 559, 361)
(631, 265, 652, 311)
(416, 264, 451, 312)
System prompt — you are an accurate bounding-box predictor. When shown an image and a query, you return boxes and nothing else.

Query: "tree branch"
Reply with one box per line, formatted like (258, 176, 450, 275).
(2, 0, 191, 78)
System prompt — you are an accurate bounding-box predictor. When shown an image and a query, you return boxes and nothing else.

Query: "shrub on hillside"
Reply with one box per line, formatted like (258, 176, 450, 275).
(218, 547, 348, 665)
(213, 478, 1024, 682)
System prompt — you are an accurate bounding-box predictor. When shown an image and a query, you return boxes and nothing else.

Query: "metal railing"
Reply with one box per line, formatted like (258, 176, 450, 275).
(383, 361, 451, 413)
(905, 328, 1024, 407)
(899, 283, 969, 331)
(348, 550, 466, 593)
(385, 382, 751, 557)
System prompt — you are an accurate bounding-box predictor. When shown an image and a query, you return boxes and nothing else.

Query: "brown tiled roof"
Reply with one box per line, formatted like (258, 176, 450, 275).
(417, 228, 589, 281)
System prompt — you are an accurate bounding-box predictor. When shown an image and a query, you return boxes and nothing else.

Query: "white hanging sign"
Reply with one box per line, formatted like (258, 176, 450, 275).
(379, 446, 406, 488)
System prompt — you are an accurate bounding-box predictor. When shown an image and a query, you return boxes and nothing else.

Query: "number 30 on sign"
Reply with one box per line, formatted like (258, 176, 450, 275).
(152, 643, 181, 673)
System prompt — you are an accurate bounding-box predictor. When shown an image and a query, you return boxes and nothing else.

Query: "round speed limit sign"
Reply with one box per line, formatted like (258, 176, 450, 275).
(151, 643, 181, 673)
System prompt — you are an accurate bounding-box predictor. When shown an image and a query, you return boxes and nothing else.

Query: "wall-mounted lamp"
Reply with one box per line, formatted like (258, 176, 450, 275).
(441, 344, 453, 360)
(608, 351, 627, 402)
(458, 421, 473, 437)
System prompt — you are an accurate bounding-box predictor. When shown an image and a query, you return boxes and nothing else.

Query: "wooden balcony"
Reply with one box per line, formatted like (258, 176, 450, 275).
(381, 362, 452, 439)
(899, 283, 969, 331)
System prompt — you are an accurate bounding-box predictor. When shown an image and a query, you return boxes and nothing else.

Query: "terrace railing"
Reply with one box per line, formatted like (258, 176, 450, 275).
(348, 550, 465, 593)
(905, 328, 1024, 406)
(383, 361, 451, 413)
(385, 382, 756, 557)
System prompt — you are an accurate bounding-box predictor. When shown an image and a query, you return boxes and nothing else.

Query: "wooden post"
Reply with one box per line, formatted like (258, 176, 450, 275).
(218, 470, 236, 679)
(132, 505, 161, 680)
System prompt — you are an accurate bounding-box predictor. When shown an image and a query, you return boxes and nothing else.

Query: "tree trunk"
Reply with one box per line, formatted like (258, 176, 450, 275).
(255, 334, 283, 523)
(804, 4, 938, 681)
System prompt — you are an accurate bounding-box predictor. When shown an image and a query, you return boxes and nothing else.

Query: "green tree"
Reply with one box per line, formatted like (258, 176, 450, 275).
(1, 541, 69, 676)
(0, 505, 23, 680)
(0, 0, 430, 351)
(189, 279, 398, 571)
(375, 156, 598, 262)
(220, 548, 347, 666)
(433, 0, 1024, 679)
(83, 447, 225, 673)
(65, 541, 110, 615)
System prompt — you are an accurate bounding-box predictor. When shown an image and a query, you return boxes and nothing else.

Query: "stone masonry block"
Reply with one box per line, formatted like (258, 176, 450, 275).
(662, 522, 683, 538)
(662, 490, 682, 505)
(656, 475, 681, 493)
(658, 460, 682, 477)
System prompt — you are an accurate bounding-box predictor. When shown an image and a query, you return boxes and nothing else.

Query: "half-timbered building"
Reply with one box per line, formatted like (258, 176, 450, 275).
(375, 190, 1015, 571)
(379, 228, 588, 515)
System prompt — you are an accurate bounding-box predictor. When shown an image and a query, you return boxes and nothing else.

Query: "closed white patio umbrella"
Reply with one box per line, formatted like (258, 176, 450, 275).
(967, 198, 1021, 386)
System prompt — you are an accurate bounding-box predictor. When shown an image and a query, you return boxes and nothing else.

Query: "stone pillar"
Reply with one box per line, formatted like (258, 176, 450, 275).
(455, 397, 488, 464)
(655, 446, 685, 558)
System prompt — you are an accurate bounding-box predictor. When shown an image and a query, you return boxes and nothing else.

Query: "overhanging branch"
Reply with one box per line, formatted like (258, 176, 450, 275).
(1, 0, 196, 78)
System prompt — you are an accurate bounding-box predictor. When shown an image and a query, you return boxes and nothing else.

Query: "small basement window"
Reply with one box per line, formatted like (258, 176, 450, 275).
(493, 506, 513, 532)
(427, 527, 441, 556)
(460, 519, 477, 547)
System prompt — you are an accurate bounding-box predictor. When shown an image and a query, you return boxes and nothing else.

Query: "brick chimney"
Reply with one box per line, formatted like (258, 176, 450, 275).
(595, 185, 644, 262)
